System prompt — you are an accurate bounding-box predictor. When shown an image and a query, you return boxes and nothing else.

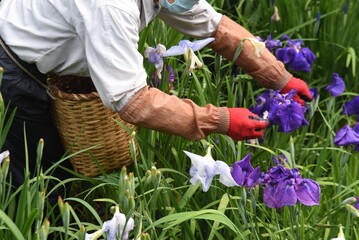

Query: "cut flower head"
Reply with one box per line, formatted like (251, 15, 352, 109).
(250, 89, 309, 133)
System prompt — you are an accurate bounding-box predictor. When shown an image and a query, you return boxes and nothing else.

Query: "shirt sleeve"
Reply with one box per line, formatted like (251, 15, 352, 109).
(157, 0, 222, 38)
(79, 3, 147, 112)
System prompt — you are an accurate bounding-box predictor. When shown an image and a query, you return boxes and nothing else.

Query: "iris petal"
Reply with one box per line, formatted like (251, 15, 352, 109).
(245, 166, 261, 188)
(184, 149, 217, 192)
(231, 154, 254, 186)
(276, 102, 309, 132)
(326, 73, 345, 97)
(343, 96, 359, 115)
(163, 45, 186, 57)
(215, 160, 238, 187)
(191, 37, 215, 51)
(295, 178, 321, 206)
(289, 51, 311, 72)
(263, 184, 277, 208)
(334, 124, 359, 146)
(275, 47, 295, 64)
(231, 163, 245, 186)
(274, 180, 297, 208)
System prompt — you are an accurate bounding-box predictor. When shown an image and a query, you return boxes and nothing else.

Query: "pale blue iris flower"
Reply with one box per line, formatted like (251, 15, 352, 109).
(164, 37, 215, 74)
(144, 44, 167, 80)
(145, 37, 214, 77)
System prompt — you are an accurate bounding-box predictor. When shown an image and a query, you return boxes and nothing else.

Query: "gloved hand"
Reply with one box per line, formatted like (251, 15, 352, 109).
(226, 108, 268, 141)
(280, 77, 313, 106)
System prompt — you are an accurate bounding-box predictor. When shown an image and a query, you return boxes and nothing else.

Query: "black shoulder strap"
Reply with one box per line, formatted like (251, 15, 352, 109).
(0, 37, 47, 88)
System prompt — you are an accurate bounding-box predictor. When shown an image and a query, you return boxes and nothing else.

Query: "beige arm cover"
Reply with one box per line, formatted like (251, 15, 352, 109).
(119, 86, 229, 140)
(209, 16, 292, 90)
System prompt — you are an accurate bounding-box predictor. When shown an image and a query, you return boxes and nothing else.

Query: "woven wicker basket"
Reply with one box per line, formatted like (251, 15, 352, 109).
(47, 75, 136, 177)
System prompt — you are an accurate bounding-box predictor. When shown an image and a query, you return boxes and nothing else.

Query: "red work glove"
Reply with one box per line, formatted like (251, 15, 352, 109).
(226, 108, 268, 141)
(280, 77, 313, 106)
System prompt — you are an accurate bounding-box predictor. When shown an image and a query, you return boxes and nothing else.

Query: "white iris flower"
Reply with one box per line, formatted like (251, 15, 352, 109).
(184, 145, 237, 192)
(85, 206, 134, 240)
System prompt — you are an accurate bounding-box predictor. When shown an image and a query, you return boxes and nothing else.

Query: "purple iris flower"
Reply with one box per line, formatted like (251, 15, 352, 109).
(275, 99, 309, 132)
(255, 36, 263, 42)
(265, 35, 282, 52)
(354, 124, 359, 151)
(151, 71, 160, 87)
(343, 96, 359, 115)
(273, 154, 289, 166)
(354, 197, 359, 210)
(275, 39, 316, 72)
(281, 34, 290, 40)
(266, 165, 293, 183)
(166, 65, 175, 91)
(250, 90, 272, 115)
(250, 89, 309, 133)
(264, 179, 297, 208)
(326, 73, 345, 97)
(166, 65, 175, 83)
(343, 3, 348, 14)
(295, 178, 321, 206)
(261, 161, 320, 208)
(250, 90, 284, 124)
(316, 12, 321, 22)
(354, 123, 359, 133)
(334, 124, 359, 146)
(231, 154, 261, 188)
(309, 88, 319, 100)
(147, 47, 164, 64)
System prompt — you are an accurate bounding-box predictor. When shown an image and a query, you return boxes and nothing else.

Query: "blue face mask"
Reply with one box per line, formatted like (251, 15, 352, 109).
(160, 0, 199, 14)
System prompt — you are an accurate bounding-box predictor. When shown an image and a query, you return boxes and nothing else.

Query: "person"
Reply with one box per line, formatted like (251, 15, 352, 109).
(0, 0, 312, 189)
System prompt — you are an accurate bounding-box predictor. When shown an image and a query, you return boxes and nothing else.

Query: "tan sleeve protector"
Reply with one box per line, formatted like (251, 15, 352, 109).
(119, 86, 229, 140)
(209, 15, 292, 90)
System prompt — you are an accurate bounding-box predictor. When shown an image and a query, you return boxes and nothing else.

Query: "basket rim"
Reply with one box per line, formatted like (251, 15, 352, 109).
(48, 86, 100, 101)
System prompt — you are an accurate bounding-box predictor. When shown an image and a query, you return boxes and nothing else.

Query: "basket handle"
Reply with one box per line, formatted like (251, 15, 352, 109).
(46, 87, 57, 100)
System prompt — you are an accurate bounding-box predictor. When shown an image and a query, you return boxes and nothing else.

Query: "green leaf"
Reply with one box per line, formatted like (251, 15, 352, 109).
(208, 193, 230, 240)
(0, 209, 25, 240)
(144, 209, 241, 234)
(21, 208, 38, 237)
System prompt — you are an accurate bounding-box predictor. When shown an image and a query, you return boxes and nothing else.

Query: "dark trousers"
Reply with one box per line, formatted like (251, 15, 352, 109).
(0, 46, 73, 196)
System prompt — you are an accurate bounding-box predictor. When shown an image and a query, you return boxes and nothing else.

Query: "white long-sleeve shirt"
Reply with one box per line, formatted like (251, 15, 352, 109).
(0, 0, 221, 111)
